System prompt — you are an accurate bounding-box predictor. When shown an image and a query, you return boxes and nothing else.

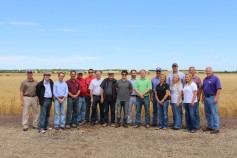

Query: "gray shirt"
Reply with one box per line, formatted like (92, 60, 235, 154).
(116, 79, 133, 101)
(106, 80, 113, 96)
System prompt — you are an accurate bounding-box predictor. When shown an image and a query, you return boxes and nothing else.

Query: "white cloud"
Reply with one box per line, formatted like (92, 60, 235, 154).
(9, 21, 38, 26)
(53, 28, 86, 33)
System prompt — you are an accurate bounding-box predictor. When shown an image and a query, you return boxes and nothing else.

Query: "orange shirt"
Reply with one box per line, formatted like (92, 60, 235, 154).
(85, 75, 96, 96)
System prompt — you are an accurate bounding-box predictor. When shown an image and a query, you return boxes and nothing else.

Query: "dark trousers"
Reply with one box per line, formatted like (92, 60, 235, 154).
(85, 96, 98, 122)
(104, 97, 116, 124)
(91, 95, 104, 124)
(39, 98, 52, 130)
(66, 97, 78, 125)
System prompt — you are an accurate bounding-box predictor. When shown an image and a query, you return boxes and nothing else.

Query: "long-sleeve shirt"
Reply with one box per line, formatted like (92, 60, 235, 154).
(53, 80, 68, 97)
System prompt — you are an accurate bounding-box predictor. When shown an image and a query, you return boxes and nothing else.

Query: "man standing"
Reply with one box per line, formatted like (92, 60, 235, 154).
(115, 70, 133, 128)
(100, 71, 117, 127)
(134, 70, 152, 128)
(202, 67, 222, 134)
(84, 69, 98, 123)
(189, 66, 202, 129)
(20, 70, 38, 131)
(53, 72, 68, 130)
(36, 71, 54, 134)
(150, 67, 161, 127)
(89, 70, 104, 126)
(65, 71, 80, 129)
(76, 70, 87, 124)
(127, 69, 137, 126)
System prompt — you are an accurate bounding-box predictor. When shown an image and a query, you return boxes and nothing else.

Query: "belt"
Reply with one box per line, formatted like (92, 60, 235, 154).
(93, 95, 101, 97)
(130, 95, 137, 97)
(205, 94, 215, 98)
(24, 95, 36, 97)
(44, 97, 52, 99)
(58, 96, 64, 99)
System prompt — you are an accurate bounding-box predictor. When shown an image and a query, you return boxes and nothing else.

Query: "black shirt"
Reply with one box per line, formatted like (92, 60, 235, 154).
(156, 83, 169, 101)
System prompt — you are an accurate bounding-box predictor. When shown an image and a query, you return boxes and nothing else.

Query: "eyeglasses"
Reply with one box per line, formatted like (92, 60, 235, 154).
(122, 74, 127, 76)
(88, 72, 93, 73)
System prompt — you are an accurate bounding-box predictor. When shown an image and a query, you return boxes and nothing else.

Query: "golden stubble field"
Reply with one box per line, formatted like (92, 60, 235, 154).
(0, 71, 236, 117)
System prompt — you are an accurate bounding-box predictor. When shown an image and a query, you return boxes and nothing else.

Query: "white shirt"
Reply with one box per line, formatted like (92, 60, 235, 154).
(183, 82, 197, 103)
(170, 83, 183, 103)
(44, 79, 52, 98)
(89, 78, 104, 96)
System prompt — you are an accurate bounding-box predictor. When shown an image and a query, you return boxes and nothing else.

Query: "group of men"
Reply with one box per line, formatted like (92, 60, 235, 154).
(20, 63, 222, 134)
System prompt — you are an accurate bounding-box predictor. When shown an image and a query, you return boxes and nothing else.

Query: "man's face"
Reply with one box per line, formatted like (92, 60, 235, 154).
(140, 70, 146, 78)
(172, 65, 178, 73)
(44, 74, 51, 81)
(77, 73, 83, 79)
(58, 73, 64, 81)
(156, 71, 161, 77)
(88, 70, 94, 77)
(206, 68, 213, 77)
(27, 72, 33, 79)
(70, 72, 76, 80)
(95, 71, 101, 79)
(189, 68, 195, 76)
(121, 73, 127, 80)
(108, 73, 114, 80)
(131, 71, 136, 78)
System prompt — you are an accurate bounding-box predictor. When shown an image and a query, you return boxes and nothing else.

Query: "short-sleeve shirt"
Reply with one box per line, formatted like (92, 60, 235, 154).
(170, 83, 183, 103)
(203, 74, 222, 96)
(183, 82, 197, 103)
(192, 75, 202, 98)
(134, 78, 152, 97)
(76, 77, 87, 97)
(151, 77, 160, 93)
(167, 71, 185, 86)
(66, 79, 80, 96)
(155, 83, 169, 101)
(85, 76, 96, 96)
(89, 78, 104, 96)
(20, 79, 38, 97)
(116, 79, 133, 101)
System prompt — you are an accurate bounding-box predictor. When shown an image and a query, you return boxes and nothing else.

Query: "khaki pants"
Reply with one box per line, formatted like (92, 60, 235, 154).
(22, 96, 39, 128)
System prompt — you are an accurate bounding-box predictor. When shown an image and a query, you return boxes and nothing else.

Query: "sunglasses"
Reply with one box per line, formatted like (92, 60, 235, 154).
(108, 73, 114, 76)
(122, 74, 127, 76)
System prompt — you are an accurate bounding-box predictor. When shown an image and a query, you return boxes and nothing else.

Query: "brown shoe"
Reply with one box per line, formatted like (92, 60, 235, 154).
(115, 123, 120, 128)
(60, 126, 66, 130)
(23, 127, 28, 131)
(102, 123, 108, 127)
(145, 124, 150, 128)
(210, 130, 219, 134)
(203, 127, 213, 132)
(123, 124, 128, 128)
(110, 123, 115, 127)
(55, 126, 60, 130)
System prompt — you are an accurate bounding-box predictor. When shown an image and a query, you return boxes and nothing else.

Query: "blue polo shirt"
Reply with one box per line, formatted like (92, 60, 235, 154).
(203, 74, 222, 96)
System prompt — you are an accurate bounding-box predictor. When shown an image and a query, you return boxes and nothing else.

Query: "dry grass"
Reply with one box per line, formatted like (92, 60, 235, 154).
(0, 72, 236, 117)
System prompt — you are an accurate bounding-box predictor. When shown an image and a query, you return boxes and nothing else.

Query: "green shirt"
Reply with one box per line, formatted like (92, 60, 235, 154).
(134, 78, 152, 96)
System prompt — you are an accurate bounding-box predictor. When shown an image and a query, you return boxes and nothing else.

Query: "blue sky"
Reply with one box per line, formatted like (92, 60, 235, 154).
(0, 0, 236, 71)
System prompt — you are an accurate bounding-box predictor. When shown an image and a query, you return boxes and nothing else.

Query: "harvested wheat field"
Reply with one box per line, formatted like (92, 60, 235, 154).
(0, 72, 237, 158)
(0, 115, 236, 158)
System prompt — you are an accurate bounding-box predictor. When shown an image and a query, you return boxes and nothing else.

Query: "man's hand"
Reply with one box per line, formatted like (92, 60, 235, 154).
(213, 97, 218, 104)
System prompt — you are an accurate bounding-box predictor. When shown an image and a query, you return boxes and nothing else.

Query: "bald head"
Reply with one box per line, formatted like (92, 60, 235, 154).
(206, 67, 213, 77)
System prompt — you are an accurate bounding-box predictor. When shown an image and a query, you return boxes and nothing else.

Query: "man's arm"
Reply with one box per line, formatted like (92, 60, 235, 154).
(213, 89, 221, 104)
(20, 91, 24, 106)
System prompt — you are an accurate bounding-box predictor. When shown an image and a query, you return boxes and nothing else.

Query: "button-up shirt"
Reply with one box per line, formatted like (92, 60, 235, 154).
(44, 79, 52, 98)
(89, 78, 104, 96)
(66, 79, 80, 96)
(167, 71, 185, 86)
(129, 78, 137, 95)
(151, 77, 160, 93)
(53, 80, 68, 97)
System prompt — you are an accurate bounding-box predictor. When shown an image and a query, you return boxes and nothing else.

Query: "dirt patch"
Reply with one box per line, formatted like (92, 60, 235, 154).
(0, 115, 236, 158)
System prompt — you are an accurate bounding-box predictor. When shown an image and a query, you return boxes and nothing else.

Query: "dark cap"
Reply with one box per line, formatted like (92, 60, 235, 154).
(156, 67, 162, 72)
(172, 63, 178, 67)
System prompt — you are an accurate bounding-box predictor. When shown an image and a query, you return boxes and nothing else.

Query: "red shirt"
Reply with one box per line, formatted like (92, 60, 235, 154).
(85, 75, 96, 96)
(76, 77, 87, 97)
(66, 79, 80, 96)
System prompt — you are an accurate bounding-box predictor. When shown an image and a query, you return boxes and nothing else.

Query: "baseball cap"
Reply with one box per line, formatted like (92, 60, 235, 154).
(26, 69, 33, 73)
(156, 67, 162, 72)
(172, 63, 178, 67)
(43, 71, 51, 76)
(77, 70, 83, 74)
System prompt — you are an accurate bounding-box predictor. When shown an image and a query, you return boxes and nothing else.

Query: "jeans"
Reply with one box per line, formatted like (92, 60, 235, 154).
(135, 96, 150, 126)
(152, 95, 158, 125)
(77, 96, 86, 122)
(157, 100, 169, 128)
(66, 97, 79, 125)
(85, 96, 98, 122)
(204, 96, 220, 130)
(54, 99, 66, 127)
(184, 103, 197, 131)
(196, 101, 201, 128)
(127, 96, 136, 124)
(117, 100, 129, 124)
(171, 103, 182, 129)
(104, 97, 116, 124)
(39, 98, 52, 130)
(91, 95, 104, 124)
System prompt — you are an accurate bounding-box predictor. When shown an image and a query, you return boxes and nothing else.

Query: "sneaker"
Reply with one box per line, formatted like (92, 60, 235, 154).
(71, 124, 77, 128)
(145, 124, 150, 128)
(115, 123, 120, 128)
(55, 126, 60, 130)
(102, 123, 108, 127)
(39, 129, 46, 134)
(110, 123, 115, 127)
(66, 125, 71, 129)
(123, 124, 128, 128)
(163, 127, 167, 130)
(23, 127, 28, 131)
(190, 130, 196, 133)
(133, 125, 140, 128)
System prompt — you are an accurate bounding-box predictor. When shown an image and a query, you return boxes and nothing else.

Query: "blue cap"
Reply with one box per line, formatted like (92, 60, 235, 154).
(156, 67, 162, 72)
